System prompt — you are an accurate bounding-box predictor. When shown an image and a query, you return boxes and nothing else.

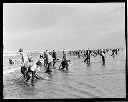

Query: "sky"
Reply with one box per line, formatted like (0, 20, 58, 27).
(3, 3, 125, 51)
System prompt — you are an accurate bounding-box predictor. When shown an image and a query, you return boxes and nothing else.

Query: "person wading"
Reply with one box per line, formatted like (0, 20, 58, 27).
(62, 49, 66, 60)
(59, 58, 69, 70)
(19, 51, 30, 79)
(43, 50, 48, 67)
(84, 48, 91, 64)
(101, 49, 106, 65)
(25, 56, 42, 83)
(52, 50, 57, 67)
(45, 52, 53, 73)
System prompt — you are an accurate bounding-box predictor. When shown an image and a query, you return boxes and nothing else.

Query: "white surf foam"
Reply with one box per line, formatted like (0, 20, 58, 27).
(3, 66, 20, 75)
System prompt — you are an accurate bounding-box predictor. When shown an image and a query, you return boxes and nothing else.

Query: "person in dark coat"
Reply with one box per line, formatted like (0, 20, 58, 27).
(59, 59, 69, 70)
(62, 49, 66, 60)
(52, 50, 57, 67)
(43, 50, 48, 67)
(84, 48, 91, 64)
(101, 49, 105, 65)
(78, 51, 80, 58)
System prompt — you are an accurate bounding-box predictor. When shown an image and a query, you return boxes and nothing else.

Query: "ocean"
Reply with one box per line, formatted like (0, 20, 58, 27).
(3, 49, 126, 98)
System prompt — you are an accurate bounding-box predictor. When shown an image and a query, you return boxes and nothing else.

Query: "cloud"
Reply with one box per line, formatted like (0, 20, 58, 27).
(3, 3, 125, 51)
(3, 3, 75, 33)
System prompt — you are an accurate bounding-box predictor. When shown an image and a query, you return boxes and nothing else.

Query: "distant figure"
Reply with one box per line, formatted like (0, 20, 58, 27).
(101, 49, 105, 65)
(62, 49, 66, 60)
(84, 48, 91, 64)
(111, 49, 115, 58)
(9, 59, 14, 65)
(40, 54, 44, 59)
(78, 51, 80, 58)
(52, 50, 57, 67)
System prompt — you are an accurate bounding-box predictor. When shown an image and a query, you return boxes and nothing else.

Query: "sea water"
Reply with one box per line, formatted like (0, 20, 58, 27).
(3, 50, 126, 98)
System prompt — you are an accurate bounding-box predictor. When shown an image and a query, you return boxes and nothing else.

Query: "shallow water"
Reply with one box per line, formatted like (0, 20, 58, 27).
(3, 50, 126, 98)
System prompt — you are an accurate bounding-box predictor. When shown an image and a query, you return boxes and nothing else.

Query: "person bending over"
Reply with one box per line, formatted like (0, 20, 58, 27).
(59, 59, 71, 70)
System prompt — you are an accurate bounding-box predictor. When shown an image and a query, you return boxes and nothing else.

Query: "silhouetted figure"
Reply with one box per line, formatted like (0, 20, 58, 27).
(62, 49, 66, 60)
(78, 51, 80, 58)
(21, 65, 27, 79)
(101, 49, 105, 65)
(43, 50, 48, 67)
(84, 48, 91, 64)
(52, 50, 57, 67)
(111, 49, 115, 58)
(40, 54, 44, 59)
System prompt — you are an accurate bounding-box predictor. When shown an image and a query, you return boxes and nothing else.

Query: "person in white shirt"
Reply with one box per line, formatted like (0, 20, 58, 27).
(25, 57, 42, 83)
(19, 51, 42, 83)
(19, 51, 29, 65)
(19, 51, 29, 79)
(45, 52, 53, 73)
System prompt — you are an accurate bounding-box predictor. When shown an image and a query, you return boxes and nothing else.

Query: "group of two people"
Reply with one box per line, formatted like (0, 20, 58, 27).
(20, 51, 42, 83)
(42, 50, 57, 72)
(83, 48, 106, 65)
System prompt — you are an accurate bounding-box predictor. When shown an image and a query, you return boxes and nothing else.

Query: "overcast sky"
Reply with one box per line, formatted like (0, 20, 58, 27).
(3, 3, 125, 51)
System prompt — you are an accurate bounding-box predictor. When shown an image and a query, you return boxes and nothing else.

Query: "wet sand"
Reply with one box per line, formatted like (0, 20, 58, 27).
(3, 50, 126, 99)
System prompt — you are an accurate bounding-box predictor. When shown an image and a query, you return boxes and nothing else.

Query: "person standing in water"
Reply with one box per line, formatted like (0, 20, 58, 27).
(84, 48, 91, 64)
(101, 49, 105, 65)
(45, 52, 53, 73)
(19, 50, 29, 79)
(25, 56, 41, 83)
(59, 58, 69, 70)
(19, 50, 29, 65)
(78, 50, 80, 58)
(62, 49, 66, 60)
(43, 50, 48, 67)
(52, 50, 57, 67)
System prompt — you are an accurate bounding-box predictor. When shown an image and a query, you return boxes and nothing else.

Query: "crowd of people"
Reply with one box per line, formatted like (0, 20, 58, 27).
(18, 49, 70, 84)
(68, 48, 123, 65)
(8, 48, 123, 84)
